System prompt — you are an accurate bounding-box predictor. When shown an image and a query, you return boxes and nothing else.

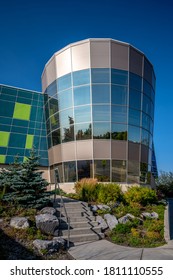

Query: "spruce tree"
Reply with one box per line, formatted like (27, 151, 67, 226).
(3, 150, 50, 208)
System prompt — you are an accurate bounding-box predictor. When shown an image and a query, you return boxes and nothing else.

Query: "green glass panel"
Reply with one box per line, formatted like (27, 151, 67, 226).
(25, 135, 34, 149)
(0, 155, 6, 163)
(0, 131, 10, 147)
(13, 102, 31, 120)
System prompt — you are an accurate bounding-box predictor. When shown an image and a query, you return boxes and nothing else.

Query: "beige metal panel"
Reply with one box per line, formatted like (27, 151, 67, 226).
(111, 140, 127, 159)
(55, 48, 72, 78)
(93, 140, 110, 158)
(45, 56, 57, 86)
(42, 69, 47, 93)
(61, 142, 76, 161)
(90, 41, 110, 68)
(141, 144, 149, 163)
(130, 47, 143, 77)
(76, 140, 93, 159)
(128, 142, 140, 161)
(111, 42, 128, 70)
(71, 42, 90, 71)
(48, 145, 62, 165)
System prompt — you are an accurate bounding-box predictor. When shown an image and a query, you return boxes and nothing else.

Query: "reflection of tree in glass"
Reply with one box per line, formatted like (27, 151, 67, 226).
(111, 131, 127, 140)
(63, 116, 74, 142)
(76, 124, 92, 140)
(93, 132, 110, 139)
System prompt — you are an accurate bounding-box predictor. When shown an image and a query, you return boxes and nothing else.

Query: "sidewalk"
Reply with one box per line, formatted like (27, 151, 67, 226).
(69, 240, 173, 260)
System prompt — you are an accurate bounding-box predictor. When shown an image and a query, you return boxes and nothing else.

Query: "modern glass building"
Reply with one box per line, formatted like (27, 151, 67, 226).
(41, 38, 157, 188)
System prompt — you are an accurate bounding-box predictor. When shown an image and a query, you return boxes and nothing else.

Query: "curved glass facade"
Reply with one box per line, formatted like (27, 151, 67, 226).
(42, 39, 156, 186)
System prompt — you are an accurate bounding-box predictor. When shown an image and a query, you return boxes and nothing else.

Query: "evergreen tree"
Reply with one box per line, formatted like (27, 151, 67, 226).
(4, 150, 50, 208)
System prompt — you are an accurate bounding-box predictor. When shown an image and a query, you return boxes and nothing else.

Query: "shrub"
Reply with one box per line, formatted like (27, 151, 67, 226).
(124, 186, 157, 206)
(98, 183, 123, 204)
(131, 228, 140, 238)
(74, 178, 98, 195)
(145, 231, 161, 240)
(74, 178, 99, 202)
(112, 222, 132, 234)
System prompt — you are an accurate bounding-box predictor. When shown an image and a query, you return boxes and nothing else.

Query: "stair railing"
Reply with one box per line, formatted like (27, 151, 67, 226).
(54, 169, 70, 248)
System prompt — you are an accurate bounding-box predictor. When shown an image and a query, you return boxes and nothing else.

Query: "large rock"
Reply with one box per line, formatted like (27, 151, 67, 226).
(10, 217, 29, 229)
(118, 215, 130, 224)
(91, 205, 98, 212)
(104, 214, 118, 230)
(141, 212, 158, 219)
(53, 237, 66, 248)
(35, 214, 59, 236)
(96, 215, 108, 230)
(40, 207, 56, 216)
(97, 205, 111, 211)
(33, 239, 60, 254)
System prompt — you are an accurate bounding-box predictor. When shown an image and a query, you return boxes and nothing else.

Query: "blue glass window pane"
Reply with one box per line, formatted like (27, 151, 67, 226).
(129, 73, 142, 91)
(128, 125, 140, 143)
(32, 93, 39, 100)
(93, 122, 110, 139)
(60, 108, 74, 127)
(73, 69, 90, 86)
(1, 86, 17, 96)
(75, 123, 92, 140)
(34, 136, 40, 148)
(0, 100, 15, 118)
(74, 86, 90, 106)
(6, 155, 22, 164)
(129, 89, 141, 110)
(18, 90, 33, 99)
(111, 69, 128, 85)
(74, 106, 91, 123)
(92, 84, 110, 104)
(93, 105, 110, 121)
(142, 129, 150, 146)
(12, 119, 28, 127)
(0, 125, 10, 132)
(142, 94, 151, 115)
(49, 98, 59, 116)
(46, 80, 57, 96)
(39, 158, 49, 166)
(143, 80, 152, 99)
(111, 123, 127, 140)
(129, 109, 141, 127)
(111, 106, 127, 123)
(28, 128, 34, 134)
(111, 85, 127, 105)
(61, 125, 74, 143)
(11, 126, 28, 134)
(30, 106, 37, 121)
(58, 73, 71, 91)
(17, 97, 32, 104)
(0, 93, 16, 102)
(91, 68, 110, 83)
(8, 148, 25, 156)
(0, 117, 12, 125)
(9, 133, 26, 148)
(59, 89, 73, 110)
(0, 147, 7, 154)
(142, 113, 150, 131)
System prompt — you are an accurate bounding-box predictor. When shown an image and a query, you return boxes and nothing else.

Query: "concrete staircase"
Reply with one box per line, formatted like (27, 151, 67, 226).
(54, 198, 104, 244)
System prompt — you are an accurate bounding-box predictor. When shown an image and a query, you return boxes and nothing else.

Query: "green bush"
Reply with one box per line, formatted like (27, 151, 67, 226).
(124, 186, 157, 206)
(98, 183, 123, 204)
(74, 178, 99, 202)
(112, 222, 132, 234)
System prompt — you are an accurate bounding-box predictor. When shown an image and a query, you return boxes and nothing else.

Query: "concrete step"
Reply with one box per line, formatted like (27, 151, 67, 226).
(59, 226, 102, 236)
(60, 220, 99, 229)
(57, 210, 94, 218)
(62, 233, 104, 243)
(60, 216, 95, 223)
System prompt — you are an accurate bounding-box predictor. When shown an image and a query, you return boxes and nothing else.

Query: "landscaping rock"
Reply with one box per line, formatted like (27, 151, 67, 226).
(40, 207, 56, 216)
(53, 237, 66, 248)
(35, 214, 59, 236)
(0, 218, 3, 223)
(10, 217, 29, 229)
(91, 205, 98, 212)
(141, 212, 158, 219)
(104, 214, 118, 230)
(126, 213, 135, 219)
(96, 215, 108, 230)
(33, 239, 60, 254)
(97, 204, 111, 211)
(118, 215, 130, 224)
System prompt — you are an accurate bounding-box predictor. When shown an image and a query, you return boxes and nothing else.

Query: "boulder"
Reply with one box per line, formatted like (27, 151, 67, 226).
(0, 218, 3, 223)
(96, 215, 108, 230)
(91, 205, 98, 212)
(141, 212, 158, 219)
(118, 215, 130, 224)
(35, 214, 59, 236)
(33, 239, 60, 254)
(10, 217, 29, 229)
(53, 237, 66, 248)
(104, 214, 118, 230)
(126, 213, 135, 219)
(97, 205, 111, 211)
(40, 207, 56, 216)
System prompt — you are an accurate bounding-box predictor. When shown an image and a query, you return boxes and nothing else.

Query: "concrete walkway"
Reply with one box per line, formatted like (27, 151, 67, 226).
(69, 240, 173, 260)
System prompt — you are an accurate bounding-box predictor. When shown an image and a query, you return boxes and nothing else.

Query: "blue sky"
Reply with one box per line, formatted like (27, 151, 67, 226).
(0, 0, 172, 173)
